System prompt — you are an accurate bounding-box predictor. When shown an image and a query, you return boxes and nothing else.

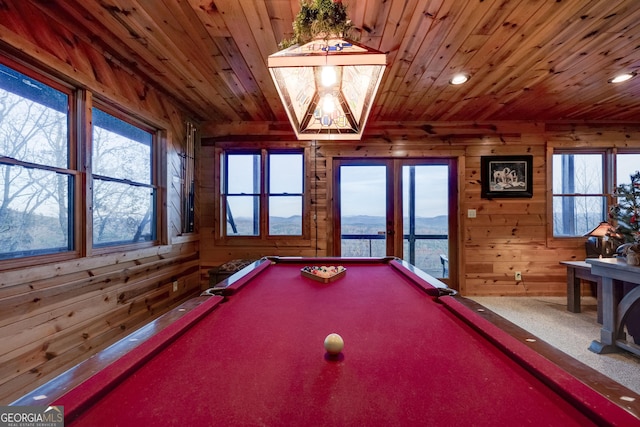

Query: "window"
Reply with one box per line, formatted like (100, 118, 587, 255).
(0, 58, 163, 265)
(0, 62, 73, 259)
(92, 107, 156, 247)
(552, 150, 640, 237)
(617, 153, 640, 186)
(221, 150, 304, 237)
(269, 153, 303, 235)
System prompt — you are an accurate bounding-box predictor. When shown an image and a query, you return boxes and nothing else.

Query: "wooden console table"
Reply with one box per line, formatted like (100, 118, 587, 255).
(560, 261, 601, 321)
(586, 258, 640, 356)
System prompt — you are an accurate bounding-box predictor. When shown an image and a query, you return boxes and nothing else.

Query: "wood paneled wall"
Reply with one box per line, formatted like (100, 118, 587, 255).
(0, 4, 200, 403)
(200, 121, 640, 297)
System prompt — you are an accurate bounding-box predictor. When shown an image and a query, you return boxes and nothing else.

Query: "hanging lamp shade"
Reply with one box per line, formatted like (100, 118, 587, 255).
(268, 38, 386, 140)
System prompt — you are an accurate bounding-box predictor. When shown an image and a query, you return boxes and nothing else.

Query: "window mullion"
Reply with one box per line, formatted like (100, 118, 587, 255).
(77, 89, 92, 258)
(605, 148, 616, 220)
(261, 149, 268, 238)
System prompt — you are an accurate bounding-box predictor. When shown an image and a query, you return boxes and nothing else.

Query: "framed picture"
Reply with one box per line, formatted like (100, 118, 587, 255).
(481, 155, 533, 198)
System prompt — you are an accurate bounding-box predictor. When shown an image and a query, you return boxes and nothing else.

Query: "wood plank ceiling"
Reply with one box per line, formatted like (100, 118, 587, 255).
(23, 0, 640, 124)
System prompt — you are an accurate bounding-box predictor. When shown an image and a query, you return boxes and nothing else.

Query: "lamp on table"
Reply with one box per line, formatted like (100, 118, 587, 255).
(584, 222, 619, 258)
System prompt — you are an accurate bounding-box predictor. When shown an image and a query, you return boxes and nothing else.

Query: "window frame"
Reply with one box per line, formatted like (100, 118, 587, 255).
(267, 151, 305, 236)
(0, 55, 166, 270)
(549, 147, 640, 242)
(217, 145, 310, 244)
(89, 101, 160, 252)
(0, 57, 79, 267)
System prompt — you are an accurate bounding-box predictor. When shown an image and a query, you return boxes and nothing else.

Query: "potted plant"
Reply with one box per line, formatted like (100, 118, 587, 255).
(280, 0, 353, 48)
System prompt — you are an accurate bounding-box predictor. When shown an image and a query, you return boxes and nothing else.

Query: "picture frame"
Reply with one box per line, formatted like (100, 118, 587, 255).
(481, 155, 533, 199)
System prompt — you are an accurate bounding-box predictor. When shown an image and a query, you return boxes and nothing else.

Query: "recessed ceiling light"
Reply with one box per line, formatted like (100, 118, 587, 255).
(608, 72, 637, 83)
(450, 73, 469, 85)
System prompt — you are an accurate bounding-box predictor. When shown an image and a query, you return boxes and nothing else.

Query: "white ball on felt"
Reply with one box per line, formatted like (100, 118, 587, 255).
(324, 333, 344, 355)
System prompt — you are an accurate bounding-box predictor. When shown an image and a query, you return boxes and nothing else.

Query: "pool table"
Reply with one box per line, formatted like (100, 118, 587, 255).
(18, 257, 640, 425)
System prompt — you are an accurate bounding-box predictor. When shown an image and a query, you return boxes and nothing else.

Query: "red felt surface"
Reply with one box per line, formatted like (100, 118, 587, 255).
(59, 261, 633, 426)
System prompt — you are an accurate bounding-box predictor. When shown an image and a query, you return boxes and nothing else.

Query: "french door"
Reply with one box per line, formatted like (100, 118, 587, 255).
(335, 160, 393, 257)
(334, 158, 457, 284)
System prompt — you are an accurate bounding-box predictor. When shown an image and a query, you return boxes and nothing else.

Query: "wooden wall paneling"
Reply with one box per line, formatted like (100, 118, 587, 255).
(314, 143, 329, 256)
(463, 140, 548, 295)
(0, 244, 198, 349)
(167, 115, 198, 242)
(200, 120, 524, 141)
(0, 4, 202, 404)
(0, 243, 200, 403)
(0, 245, 181, 292)
(200, 146, 217, 227)
(455, 154, 467, 294)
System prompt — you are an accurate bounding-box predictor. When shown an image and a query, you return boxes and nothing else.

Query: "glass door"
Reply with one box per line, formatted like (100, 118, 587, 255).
(334, 158, 457, 285)
(336, 161, 393, 257)
(402, 163, 451, 278)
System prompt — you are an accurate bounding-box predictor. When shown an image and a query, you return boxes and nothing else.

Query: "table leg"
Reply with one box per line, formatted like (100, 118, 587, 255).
(597, 280, 602, 324)
(566, 267, 581, 313)
(589, 276, 621, 354)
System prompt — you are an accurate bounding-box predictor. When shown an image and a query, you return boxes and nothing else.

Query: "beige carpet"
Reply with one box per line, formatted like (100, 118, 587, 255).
(469, 296, 640, 395)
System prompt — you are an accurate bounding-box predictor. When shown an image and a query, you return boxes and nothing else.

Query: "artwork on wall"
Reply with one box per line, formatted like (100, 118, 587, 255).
(481, 155, 533, 198)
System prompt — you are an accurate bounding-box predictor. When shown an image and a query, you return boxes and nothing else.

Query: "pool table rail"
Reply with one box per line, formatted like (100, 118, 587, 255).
(204, 256, 457, 298)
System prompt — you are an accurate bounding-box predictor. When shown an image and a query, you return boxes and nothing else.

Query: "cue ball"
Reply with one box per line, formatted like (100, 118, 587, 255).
(324, 333, 344, 355)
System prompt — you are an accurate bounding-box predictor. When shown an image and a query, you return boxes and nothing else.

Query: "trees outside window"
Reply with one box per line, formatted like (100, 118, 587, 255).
(0, 59, 160, 263)
(0, 63, 72, 259)
(552, 150, 640, 238)
(91, 108, 156, 247)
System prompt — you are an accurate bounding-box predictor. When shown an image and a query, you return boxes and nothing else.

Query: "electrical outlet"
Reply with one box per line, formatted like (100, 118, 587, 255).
(515, 271, 522, 281)
(173, 281, 179, 292)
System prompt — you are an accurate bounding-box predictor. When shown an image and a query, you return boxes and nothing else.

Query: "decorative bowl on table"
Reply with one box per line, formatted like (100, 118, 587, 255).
(301, 265, 346, 283)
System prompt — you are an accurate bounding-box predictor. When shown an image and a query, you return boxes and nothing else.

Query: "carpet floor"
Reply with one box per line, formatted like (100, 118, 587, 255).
(469, 296, 640, 395)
